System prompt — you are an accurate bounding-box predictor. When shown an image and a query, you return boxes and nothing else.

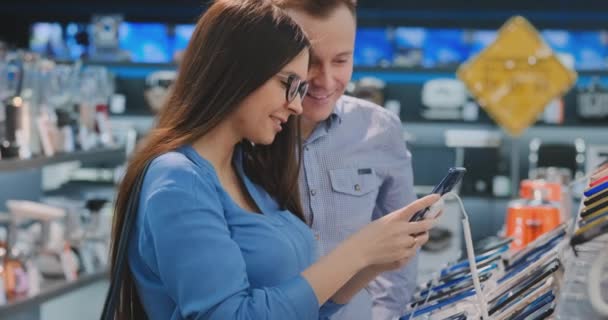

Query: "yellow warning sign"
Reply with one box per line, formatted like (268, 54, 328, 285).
(457, 16, 577, 136)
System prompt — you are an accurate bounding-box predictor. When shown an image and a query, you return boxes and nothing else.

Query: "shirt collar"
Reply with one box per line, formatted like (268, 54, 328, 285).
(304, 97, 344, 144)
(323, 96, 345, 133)
(327, 97, 344, 128)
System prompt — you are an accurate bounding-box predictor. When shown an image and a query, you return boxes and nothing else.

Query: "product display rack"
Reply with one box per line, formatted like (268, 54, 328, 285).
(0, 271, 108, 318)
(0, 147, 125, 172)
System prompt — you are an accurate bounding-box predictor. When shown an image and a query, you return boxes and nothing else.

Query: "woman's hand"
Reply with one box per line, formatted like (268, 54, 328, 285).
(370, 230, 430, 273)
(344, 194, 440, 269)
(306, 195, 441, 306)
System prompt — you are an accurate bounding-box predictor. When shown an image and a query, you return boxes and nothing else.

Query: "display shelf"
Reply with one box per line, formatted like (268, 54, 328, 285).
(353, 66, 459, 74)
(80, 61, 177, 69)
(352, 67, 608, 85)
(56, 61, 608, 76)
(0, 271, 108, 318)
(55, 59, 608, 84)
(0, 147, 125, 172)
(556, 177, 608, 319)
(400, 118, 608, 128)
(353, 66, 608, 76)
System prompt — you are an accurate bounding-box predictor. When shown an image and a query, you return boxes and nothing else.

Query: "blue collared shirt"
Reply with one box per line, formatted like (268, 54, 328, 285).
(299, 96, 418, 320)
(128, 145, 341, 320)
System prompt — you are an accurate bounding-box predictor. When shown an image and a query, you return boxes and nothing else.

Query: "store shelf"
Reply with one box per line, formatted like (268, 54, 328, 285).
(57, 61, 608, 76)
(0, 147, 125, 172)
(354, 66, 459, 73)
(352, 66, 608, 84)
(0, 270, 108, 317)
(55, 60, 608, 82)
(353, 66, 608, 75)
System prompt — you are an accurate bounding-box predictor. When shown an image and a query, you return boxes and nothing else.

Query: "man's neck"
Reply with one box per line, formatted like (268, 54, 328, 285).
(301, 117, 319, 141)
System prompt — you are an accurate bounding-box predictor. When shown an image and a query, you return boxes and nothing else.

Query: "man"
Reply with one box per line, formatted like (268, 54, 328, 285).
(275, 1, 419, 319)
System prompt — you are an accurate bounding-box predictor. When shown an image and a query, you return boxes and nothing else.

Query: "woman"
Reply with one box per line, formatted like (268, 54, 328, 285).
(109, 0, 439, 319)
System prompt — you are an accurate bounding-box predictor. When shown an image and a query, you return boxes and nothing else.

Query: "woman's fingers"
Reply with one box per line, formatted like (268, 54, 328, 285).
(414, 231, 430, 247)
(406, 219, 437, 235)
(391, 194, 441, 221)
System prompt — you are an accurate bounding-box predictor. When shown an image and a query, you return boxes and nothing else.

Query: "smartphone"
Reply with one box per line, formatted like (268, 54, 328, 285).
(571, 215, 608, 247)
(403, 288, 476, 319)
(590, 174, 608, 188)
(581, 196, 608, 218)
(527, 302, 556, 320)
(592, 167, 608, 181)
(410, 167, 467, 222)
(416, 263, 497, 298)
(583, 188, 608, 207)
(439, 255, 502, 283)
(506, 225, 565, 270)
(509, 291, 555, 320)
(441, 312, 468, 320)
(474, 237, 514, 255)
(583, 180, 608, 198)
(441, 244, 508, 277)
(494, 279, 554, 319)
(490, 259, 560, 315)
(580, 207, 608, 227)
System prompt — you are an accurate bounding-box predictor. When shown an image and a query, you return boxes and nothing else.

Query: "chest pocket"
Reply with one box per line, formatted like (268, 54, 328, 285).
(329, 167, 380, 196)
(328, 168, 381, 234)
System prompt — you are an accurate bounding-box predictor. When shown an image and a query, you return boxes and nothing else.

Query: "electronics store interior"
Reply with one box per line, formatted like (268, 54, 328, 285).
(0, 0, 607, 319)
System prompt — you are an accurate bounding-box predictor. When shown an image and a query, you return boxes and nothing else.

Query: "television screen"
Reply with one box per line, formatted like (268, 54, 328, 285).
(570, 31, 608, 70)
(394, 27, 426, 49)
(173, 24, 196, 53)
(540, 29, 576, 69)
(423, 29, 469, 68)
(119, 22, 171, 63)
(393, 27, 426, 67)
(30, 23, 68, 59)
(354, 28, 394, 67)
(468, 29, 497, 57)
(542, 29, 572, 52)
(64, 22, 92, 60)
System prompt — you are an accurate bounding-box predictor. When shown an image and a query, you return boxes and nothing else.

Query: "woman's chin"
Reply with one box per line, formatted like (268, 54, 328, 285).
(250, 135, 276, 146)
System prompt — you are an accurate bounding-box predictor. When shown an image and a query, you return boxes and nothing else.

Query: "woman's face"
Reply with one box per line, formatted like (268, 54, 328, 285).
(230, 49, 309, 145)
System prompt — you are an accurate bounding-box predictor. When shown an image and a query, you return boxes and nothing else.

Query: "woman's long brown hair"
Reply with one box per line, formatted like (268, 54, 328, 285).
(108, 0, 310, 318)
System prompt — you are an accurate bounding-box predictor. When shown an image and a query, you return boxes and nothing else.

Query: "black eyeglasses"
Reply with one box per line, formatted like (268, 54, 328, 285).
(277, 73, 308, 103)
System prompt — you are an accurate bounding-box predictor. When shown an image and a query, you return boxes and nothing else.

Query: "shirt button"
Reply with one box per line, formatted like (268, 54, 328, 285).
(310, 189, 317, 196)
(354, 184, 361, 191)
(314, 233, 320, 240)
(304, 146, 309, 151)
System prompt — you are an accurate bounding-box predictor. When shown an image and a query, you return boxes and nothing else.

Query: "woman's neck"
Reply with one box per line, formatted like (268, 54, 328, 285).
(192, 122, 239, 175)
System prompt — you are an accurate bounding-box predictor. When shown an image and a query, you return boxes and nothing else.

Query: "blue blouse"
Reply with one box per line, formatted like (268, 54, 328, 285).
(128, 145, 342, 320)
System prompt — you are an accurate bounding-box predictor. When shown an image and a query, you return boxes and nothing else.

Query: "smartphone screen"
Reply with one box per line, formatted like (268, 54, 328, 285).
(410, 167, 467, 222)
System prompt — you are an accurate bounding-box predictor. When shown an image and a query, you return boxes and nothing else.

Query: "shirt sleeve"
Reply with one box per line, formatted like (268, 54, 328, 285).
(369, 116, 419, 319)
(141, 174, 321, 320)
(319, 300, 345, 320)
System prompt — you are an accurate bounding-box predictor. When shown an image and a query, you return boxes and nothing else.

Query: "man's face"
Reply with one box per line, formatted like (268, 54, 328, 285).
(287, 5, 356, 126)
